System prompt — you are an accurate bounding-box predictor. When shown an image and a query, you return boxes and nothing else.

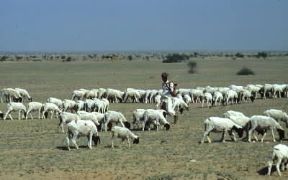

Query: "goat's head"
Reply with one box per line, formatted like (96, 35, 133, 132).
(133, 137, 140, 144)
(44, 111, 49, 119)
(92, 135, 101, 146)
(277, 128, 285, 140)
(233, 126, 244, 138)
(124, 122, 131, 129)
(251, 92, 256, 102)
(164, 123, 170, 130)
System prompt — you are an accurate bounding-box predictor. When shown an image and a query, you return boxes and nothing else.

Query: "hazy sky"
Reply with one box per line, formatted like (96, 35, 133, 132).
(0, 0, 287, 52)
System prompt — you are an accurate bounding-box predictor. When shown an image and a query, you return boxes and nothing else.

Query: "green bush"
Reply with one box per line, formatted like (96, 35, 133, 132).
(187, 61, 197, 74)
(162, 53, 189, 63)
(237, 67, 255, 75)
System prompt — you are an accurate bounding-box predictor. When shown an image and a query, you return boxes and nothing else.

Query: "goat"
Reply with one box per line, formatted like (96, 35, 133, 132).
(111, 126, 139, 149)
(267, 144, 288, 176)
(247, 115, 285, 142)
(26, 101, 43, 120)
(4, 102, 27, 120)
(103, 111, 131, 131)
(200, 117, 243, 144)
(66, 120, 100, 150)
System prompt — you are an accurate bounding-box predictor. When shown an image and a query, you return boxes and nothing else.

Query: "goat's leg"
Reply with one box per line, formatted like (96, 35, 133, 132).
(221, 131, 226, 143)
(271, 128, 276, 142)
(71, 136, 79, 150)
(38, 109, 41, 119)
(276, 158, 282, 176)
(88, 132, 93, 149)
(261, 132, 267, 143)
(18, 111, 21, 120)
(201, 128, 212, 144)
(50, 110, 54, 119)
(4, 110, 11, 120)
(66, 137, 71, 151)
(248, 128, 254, 142)
(127, 137, 131, 148)
(267, 160, 273, 176)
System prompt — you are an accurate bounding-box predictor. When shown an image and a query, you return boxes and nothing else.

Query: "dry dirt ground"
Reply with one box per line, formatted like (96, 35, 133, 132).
(0, 58, 288, 179)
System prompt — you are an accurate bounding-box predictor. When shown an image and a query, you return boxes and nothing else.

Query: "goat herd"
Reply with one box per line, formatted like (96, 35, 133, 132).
(1, 83, 288, 176)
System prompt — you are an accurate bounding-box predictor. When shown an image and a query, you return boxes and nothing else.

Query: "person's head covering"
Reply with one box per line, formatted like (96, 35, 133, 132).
(161, 72, 168, 79)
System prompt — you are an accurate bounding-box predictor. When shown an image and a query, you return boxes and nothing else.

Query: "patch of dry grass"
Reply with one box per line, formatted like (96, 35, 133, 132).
(0, 57, 288, 179)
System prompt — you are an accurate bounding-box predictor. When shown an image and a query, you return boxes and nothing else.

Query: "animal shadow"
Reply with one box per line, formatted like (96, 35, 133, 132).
(257, 166, 275, 176)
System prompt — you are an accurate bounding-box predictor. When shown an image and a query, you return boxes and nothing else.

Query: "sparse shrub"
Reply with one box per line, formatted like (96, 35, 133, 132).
(128, 55, 133, 61)
(187, 61, 198, 74)
(163, 53, 189, 63)
(256, 51, 268, 59)
(235, 52, 244, 58)
(0, 56, 9, 62)
(63, 56, 72, 62)
(237, 66, 255, 75)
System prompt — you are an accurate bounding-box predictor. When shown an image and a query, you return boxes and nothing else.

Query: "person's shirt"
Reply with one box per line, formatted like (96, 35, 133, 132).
(162, 80, 175, 96)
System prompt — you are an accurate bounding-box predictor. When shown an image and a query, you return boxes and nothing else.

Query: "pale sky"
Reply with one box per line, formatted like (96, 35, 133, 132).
(0, 0, 287, 52)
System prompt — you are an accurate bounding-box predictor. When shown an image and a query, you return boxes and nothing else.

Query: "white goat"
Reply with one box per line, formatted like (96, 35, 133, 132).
(4, 102, 27, 120)
(224, 89, 239, 105)
(85, 89, 99, 99)
(47, 97, 63, 109)
(123, 88, 141, 103)
(1, 88, 22, 102)
(248, 115, 285, 142)
(66, 120, 100, 150)
(77, 111, 102, 126)
(71, 89, 88, 100)
(201, 92, 213, 108)
(143, 109, 170, 131)
(212, 91, 224, 106)
(132, 109, 146, 129)
(264, 109, 288, 128)
(223, 110, 250, 127)
(26, 101, 43, 120)
(239, 89, 255, 103)
(15, 88, 32, 102)
(59, 112, 80, 133)
(63, 99, 78, 112)
(41, 102, 62, 119)
(200, 117, 243, 143)
(267, 144, 288, 176)
(261, 84, 273, 99)
(172, 96, 189, 114)
(111, 126, 139, 149)
(105, 88, 124, 103)
(103, 111, 131, 131)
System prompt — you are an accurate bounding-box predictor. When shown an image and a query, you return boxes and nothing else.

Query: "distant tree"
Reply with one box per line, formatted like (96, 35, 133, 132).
(256, 52, 268, 59)
(0, 56, 9, 61)
(163, 53, 189, 63)
(15, 56, 23, 60)
(128, 55, 133, 61)
(187, 61, 198, 74)
(235, 52, 244, 58)
(236, 66, 255, 75)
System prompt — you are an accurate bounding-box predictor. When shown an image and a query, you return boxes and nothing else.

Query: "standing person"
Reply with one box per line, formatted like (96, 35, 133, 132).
(160, 72, 178, 123)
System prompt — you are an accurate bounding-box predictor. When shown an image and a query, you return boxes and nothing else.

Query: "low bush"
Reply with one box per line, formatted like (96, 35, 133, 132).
(187, 61, 198, 74)
(236, 67, 255, 75)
